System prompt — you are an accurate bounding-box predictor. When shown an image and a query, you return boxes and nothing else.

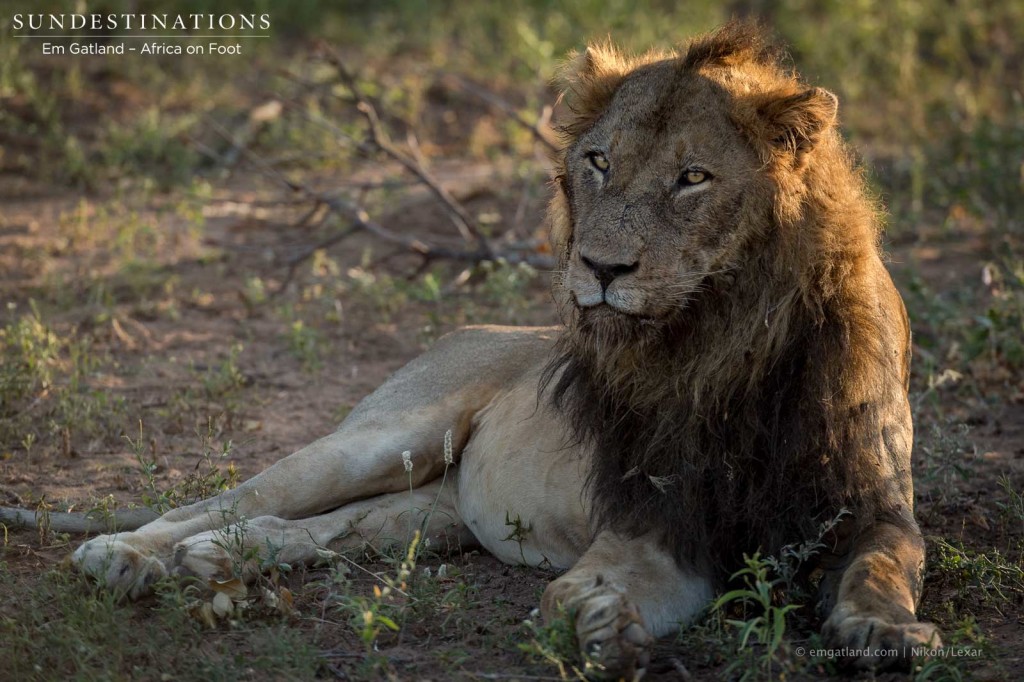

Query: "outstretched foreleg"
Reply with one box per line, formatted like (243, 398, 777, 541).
(541, 531, 713, 680)
(820, 519, 940, 669)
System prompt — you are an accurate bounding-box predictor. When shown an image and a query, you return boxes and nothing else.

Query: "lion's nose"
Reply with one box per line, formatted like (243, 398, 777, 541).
(581, 255, 639, 290)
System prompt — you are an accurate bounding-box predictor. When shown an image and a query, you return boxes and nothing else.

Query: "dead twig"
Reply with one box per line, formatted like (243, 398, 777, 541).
(205, 119, 553, 295)
(439, 72, 559, 153)
(318, 44, 493, 257)
(278, 224, 360, 294)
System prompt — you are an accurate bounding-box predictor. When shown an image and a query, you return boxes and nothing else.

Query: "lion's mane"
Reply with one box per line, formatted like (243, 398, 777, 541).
(543, 22, 915, 576)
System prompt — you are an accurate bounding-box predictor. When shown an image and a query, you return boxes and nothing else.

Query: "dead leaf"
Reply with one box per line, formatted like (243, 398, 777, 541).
(209, 577, 247, 600)
(190, 601, 217, 629)
(111, 317, 138, 350)
(279, 587, 293, 609)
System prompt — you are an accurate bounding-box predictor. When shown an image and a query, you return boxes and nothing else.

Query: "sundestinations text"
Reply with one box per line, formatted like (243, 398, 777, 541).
(13, 14, 270, 32)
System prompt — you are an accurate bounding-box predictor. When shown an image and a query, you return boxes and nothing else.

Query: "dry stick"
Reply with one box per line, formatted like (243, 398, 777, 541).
(318, 45, 493, 257)
(205, 120, 553, 295)
(278, 224, 360, 293)
(207, 119, 424, 254)
(439, 72, 559, 153)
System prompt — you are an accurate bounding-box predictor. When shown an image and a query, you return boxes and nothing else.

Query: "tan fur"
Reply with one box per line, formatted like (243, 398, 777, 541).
(65, 23, 936, 678)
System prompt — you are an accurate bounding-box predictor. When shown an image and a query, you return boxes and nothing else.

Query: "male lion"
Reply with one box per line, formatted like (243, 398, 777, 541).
(56, 22, 938, 678)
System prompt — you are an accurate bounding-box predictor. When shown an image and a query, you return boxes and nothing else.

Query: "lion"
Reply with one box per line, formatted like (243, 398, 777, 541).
(7, 22, 939, 679)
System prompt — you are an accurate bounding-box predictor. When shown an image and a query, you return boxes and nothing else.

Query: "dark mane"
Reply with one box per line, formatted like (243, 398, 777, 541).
(541, 263, 899, 576)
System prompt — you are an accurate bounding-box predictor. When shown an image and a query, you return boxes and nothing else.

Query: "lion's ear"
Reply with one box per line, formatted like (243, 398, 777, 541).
(743, 86, 839, 164)
(554, 43, 629, 139)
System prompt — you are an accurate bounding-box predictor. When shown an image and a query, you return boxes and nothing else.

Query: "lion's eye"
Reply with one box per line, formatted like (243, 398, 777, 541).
(678, 168, 711, 186)
(588, 152, 610, 173)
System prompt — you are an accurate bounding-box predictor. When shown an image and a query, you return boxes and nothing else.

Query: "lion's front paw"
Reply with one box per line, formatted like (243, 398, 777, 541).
(544, 576, 653, 680)
(72, 534, 167, 599)
(823, 608, 942, 670)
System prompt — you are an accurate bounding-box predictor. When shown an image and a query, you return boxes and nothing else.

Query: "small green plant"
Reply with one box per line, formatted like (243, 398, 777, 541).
(242, 276, 269, 308)
(128, 421, 239, 513)
(0, 302, 123, 455)
(712, 552, 801, 681)
(346, 530, 421, 659)
(207, 514, 263, 583)
(764, 510, 850, 595)
(286, 319, 324, 372)
(519, 604, 590, 681)
(477, 259, 538, 321)
(706, 510, 850, 680)
(446, 259, 544, 326)
(416, 429, 456, 559)
(345, 262, 410, 317)
(915, 420, 976, 498)
(0, 301, 62, 414)
(201, 343, 246, 403)
(912, 612, 990, 682)
(503, 511, 534, 564)
(321, 429, 466, 670)
(966, 261, 1024, 369)
(101, 107, 200, 189)
(930, 539, 1024, 609)
(996, 475, 1024, 537)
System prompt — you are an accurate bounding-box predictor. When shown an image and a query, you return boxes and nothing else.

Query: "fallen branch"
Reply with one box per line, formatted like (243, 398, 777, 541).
(439, 72, 559, 153)
(205, 120, 553, 294)
(318, 44, 492, 257)
(0, 506, 158, 533)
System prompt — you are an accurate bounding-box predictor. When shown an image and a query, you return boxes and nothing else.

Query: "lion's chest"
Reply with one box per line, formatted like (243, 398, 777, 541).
(456, 380, 591, 569)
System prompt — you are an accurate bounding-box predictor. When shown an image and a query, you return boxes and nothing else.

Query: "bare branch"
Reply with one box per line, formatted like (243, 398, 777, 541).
(205, 119, 553, 292)
(318, 45, 493, 257)
(439, 73, 559, 153)
(275, 223, 360, 296)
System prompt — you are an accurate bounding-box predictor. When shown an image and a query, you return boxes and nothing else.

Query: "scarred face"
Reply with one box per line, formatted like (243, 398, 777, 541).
(550, 49, 838, 337)
(557, 64, 767, 328)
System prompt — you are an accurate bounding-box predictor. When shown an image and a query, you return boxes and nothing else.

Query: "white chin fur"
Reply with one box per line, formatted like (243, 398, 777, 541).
(574, 290, 606, 307)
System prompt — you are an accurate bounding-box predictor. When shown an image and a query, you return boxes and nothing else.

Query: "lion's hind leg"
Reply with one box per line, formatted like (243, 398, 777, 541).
(72, 326, 549, 598)
(71, 535, 170, 599)
(820, 519, 941, 669)
(170, 476, 470, 584)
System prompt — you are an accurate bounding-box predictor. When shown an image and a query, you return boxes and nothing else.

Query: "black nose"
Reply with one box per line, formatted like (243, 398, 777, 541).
(581, 255, 639, 290)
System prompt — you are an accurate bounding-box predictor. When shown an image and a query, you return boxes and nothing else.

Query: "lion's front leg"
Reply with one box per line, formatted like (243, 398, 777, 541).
(541, 531, 713, 680)
(820, 519, 941, 669)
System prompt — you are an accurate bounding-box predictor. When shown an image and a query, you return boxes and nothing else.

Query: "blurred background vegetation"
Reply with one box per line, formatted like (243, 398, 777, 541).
(1, 0, 1021, 488)
(4, 0, 1022, 387)
(1, 0, 1022, 501)
(2, 0, 1021, 235)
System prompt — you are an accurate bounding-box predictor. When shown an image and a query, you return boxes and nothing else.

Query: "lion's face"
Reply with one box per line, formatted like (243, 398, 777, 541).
(560, 64, 764, 324)
(550, 41, 838, 336)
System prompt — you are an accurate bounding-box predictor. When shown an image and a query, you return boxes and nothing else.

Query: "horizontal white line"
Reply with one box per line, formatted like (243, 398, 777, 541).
(13, 35, 270, 38)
